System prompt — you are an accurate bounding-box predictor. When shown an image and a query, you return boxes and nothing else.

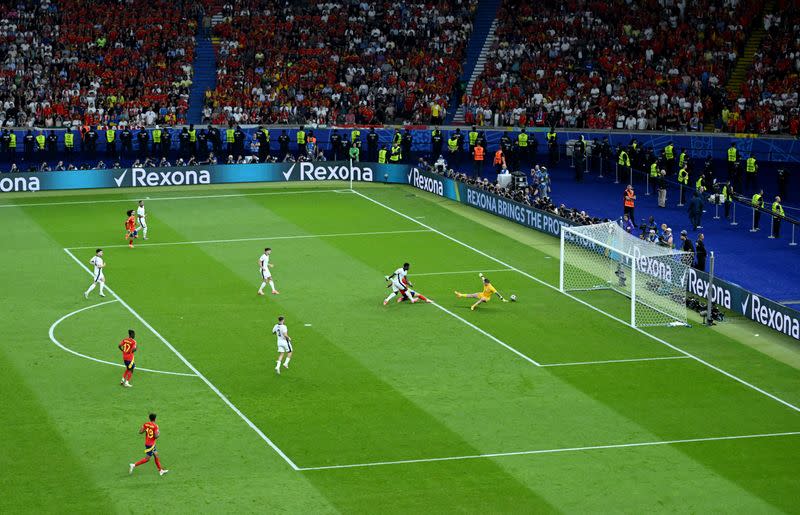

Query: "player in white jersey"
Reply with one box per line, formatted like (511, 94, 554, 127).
(272, 316, 292, 374)
(84, 248, 107, 298)
(135, 200, 148, 240)
(383, 262, 417, 305)
(257, 247, 279, 295)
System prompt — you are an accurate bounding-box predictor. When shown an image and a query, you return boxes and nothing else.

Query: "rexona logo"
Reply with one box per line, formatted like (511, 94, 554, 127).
(115, 168, 212, 188)
(407, 168, 443, 196)
(686, 268, 732, 309)
(634, 256, 674, 282)
(750, 294, 800, 339)
(283, 162, 374, 182)
(0, 175, 40, 192)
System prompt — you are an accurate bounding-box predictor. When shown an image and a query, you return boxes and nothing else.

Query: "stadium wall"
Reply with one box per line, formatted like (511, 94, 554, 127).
(2, 162, 797, 341)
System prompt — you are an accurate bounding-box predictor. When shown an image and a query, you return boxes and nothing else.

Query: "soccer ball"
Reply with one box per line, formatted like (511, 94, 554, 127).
(510, 294, 517, 302)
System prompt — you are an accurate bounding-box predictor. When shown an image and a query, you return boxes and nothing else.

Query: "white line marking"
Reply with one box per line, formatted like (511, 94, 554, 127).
(431, 302, 541, 366)
(352, 189, 800, 414)
(539, 356, 691, 367)
(48, 300, 197, 377)
(0, 188, 345, 208)
(66, 229, 433, 250)
(63, 248, 300, 470)
(298, 431, 800, 471)
(413, 268, 513, 277)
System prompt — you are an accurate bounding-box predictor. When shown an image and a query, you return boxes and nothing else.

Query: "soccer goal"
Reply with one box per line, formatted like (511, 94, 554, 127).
(559, 222, 693, 327)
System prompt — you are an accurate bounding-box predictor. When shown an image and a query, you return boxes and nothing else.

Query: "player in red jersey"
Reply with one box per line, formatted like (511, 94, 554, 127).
(125, 209, 138, 248)
(129, 413, 168, 476)
(118, 329, 137, 387)
(397, 276, 433, 303)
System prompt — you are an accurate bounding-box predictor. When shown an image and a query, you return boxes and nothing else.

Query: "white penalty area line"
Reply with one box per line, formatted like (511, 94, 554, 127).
(0, 188, 350, 209)
(48, 300, 197, 377)
(62, 248, 301, 471)
(539, 355, 690, 367)
(298, 431, 800, 471)
(66, 229, 433, 250)
(351, 189, 800, 415)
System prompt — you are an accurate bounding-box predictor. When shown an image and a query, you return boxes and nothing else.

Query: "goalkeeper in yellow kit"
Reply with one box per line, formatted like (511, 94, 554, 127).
(455, 273, 509, 310)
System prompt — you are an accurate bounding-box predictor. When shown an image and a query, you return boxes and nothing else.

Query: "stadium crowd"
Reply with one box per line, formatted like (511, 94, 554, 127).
(460, 0, 762, 131)
(204, 0, 477, 126)
(0, 0, 201, 129)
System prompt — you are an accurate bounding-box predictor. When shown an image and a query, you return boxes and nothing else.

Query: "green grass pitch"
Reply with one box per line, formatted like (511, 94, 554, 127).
(1, 182, 799, 513)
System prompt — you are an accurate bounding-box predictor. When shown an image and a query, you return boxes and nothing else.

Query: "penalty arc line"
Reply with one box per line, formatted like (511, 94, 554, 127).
(66, 229, 433, 250)
(63, 248, 301, 471)
(351, 189, 800, 415)
(297, 431, 800, 471)
(48, 300, 197, 377)
(0, 188, 348, 209)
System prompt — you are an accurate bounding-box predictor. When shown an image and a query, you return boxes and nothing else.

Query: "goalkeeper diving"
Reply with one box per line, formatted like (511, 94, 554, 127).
(455, 273, 509, 311)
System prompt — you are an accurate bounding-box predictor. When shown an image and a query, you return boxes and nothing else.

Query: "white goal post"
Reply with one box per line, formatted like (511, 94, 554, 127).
(559, 222, 693, 327)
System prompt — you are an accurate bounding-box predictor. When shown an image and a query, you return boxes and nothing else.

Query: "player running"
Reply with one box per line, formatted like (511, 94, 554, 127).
(272, 316, 292, 374)
(455, 273, 509, 311)
(84, 248, 107, 298)
(383, 262, 417, 305)
(125, 209, 138, 248)
(129, 413, 168, 476)
(118, 329, 137, 387)
(135, 200, 148, 240)
(257, 247, 279, 295)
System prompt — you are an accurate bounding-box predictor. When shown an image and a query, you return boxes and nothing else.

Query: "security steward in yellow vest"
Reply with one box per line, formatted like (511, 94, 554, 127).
(378, 145, 388, 164)
(771, 196, 785, 238)
(547, 127, 558, 165)
(105, 126, 116, 157)
(188, 124, 197, 155)
(64, 128, 74, 154)
(389, 143, 402, 163)
(721, 181, 733, 219)
(745, 155, 757, 192)
(468, 126, 478, 153)
(36, 132, 46, 153)
(152, 126, 162, 156)
(8, 130, 16, 160)
(752, 190, 764, 230)
(727, 142, 737, 179)
(517, 127, 529, 166)
(226, 126, 236, 155)
(618, 148, 631, 182)
(663, 142, 674, 175)
(297, 126, 307, 156)
(678, 166, 689, 204)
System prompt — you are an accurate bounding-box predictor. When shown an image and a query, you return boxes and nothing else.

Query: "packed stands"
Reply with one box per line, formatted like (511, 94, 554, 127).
(0, 0, 200, 129)
(460, 0, 761, 131)
(730, 1, 800, 135)
(204, 0, 478, 125)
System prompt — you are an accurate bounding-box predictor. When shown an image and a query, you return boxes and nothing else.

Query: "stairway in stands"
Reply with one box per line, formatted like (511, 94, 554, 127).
(187, 26, 217, 125)
(446, 0, 502, 124)
(704, 0, 775, 130)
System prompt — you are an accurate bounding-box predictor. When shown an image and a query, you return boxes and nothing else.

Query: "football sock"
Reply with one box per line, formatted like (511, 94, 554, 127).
(143, 227, 148, 238)
(154, 456, 162, 470)
(384, 292, 397, 303)
(99, 282, 105, 295)
(417, 294, 429, 302)
(275, 360, 281, 369)
(86, 283, 96, 294)
(134, 458, 148, 467)
(284, 357, 291, 367)
(259, 282, 267, 292)
(269, 280, 276, 291)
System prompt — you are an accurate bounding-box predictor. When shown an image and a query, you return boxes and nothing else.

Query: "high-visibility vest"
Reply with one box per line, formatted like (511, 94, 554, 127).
(618, 150, 630, 166)
(431, 130, 440, 138)
(36, 135, 46, 149)
(297, 130, 306, 145)
(752, 193, 763, 208)
(772, 201, 785, 217)
(473, 146, 485, 161)
(188, 129, 196, 142)
(722, 185, 731, 201)
(650, 162, 659, 178)
(468, 131, 478, 145)
(152, 129, 162, 143)
(518, 132, 528, 147)
(664, 144, 673, 160)
(696, 176, 704, 190)
(547, 132, 557, 142)
(226, 129, 235, 143)
(261, 128, 270, 142)
(493, 150, 503, 165)
(678, 167, 688, 185)
(746, 157, 756, 173)
(106, 129, 115, 142)
(624, 190, 635, 208)
(351, 130, 360, 142)
(727, 147, 737, 162)
(64, 132, 74, 148)
(9, 133, 16, 148)
(389, 145, 401, 161)
(378, 149, 387, 164)
(447, 137, 458, 152)
(679, 152, 687, 168)
(393, 132, 401, 145)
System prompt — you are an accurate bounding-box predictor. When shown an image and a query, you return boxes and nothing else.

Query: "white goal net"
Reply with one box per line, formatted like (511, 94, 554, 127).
(559, 222, 693, 327)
